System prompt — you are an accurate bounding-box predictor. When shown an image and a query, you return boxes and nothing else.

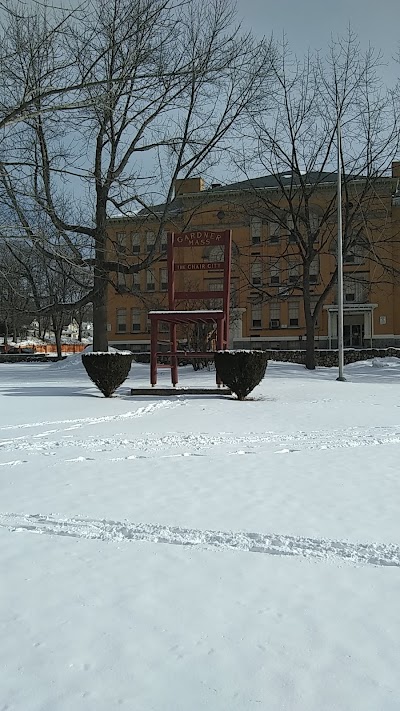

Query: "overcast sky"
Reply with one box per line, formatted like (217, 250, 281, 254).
(236, 0, 399, 84)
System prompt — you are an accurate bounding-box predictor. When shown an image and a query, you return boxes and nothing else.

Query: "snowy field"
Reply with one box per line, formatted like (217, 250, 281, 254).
(1, 355, 400, 710)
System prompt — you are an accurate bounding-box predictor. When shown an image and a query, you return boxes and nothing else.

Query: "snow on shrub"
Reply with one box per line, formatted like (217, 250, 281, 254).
(82, 351, 133, 397)
(214, 350, 268, 400)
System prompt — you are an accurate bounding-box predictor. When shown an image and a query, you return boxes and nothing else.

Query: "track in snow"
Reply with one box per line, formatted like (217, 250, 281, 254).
(0, 512, 399, 568)
(0, 399, 186, 435)
(2, 425, 400, 458)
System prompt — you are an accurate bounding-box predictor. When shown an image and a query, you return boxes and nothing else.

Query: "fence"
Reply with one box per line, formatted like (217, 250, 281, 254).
(0, 343, 87, 355)
(34, 343, 87, 354)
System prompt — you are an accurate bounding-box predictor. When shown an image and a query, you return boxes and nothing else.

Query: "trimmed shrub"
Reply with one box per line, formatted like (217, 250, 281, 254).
(133, 353, 151, 364)
(214, 350, 268, 400)
(82, 352, 133, 397)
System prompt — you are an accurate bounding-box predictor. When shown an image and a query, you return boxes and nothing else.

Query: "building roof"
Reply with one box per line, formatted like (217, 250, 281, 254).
(142, 199, 184, 217)
(107, 198, 184, 222)
(213, 171, 341, 191)
(107, 169, 387, 223)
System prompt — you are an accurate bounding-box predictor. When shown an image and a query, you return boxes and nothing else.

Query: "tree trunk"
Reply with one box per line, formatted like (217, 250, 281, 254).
(39, 318, 49, 340)
(305, 320, 316, 370)
(92, 245, 109, 352)
(55, 329, 62, 359)
(52, 316, 63, 360)
(78, 318, 83, 342)
(303, 277, 316, 370)
(304, 279, 327, 371)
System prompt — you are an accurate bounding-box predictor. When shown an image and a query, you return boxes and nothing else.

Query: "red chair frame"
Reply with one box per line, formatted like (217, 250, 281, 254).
(149, 229, 232, 386)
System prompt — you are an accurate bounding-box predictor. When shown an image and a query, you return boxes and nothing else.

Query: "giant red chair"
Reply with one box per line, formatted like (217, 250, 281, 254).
(149, 229, 232, 386)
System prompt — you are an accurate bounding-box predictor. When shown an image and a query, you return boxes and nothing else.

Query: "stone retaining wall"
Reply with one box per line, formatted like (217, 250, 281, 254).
(262, 348, 400, 366)
(134, 348, 400, 368)
(0, 354, 65, 363)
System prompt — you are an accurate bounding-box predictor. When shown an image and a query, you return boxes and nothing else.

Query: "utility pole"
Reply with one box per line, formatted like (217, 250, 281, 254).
(336, 114, 346, 382)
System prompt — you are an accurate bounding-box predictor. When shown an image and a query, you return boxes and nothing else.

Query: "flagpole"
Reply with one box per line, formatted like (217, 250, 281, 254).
(336, 113, 346, 382)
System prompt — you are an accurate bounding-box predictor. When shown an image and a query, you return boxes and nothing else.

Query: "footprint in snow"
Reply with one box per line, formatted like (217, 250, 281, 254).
(162, 452, 205, 458)
(274, 448, 300, 454)
(65, 456, 95, 462)
(0, 459, 27, 466)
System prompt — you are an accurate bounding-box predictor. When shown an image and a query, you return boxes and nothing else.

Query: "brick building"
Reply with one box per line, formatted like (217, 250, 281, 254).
(106, 164, 400, 351)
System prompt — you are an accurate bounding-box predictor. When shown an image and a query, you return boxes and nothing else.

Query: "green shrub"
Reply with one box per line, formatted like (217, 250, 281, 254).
(82, 352, 133, 397)
(214, 350, 268, 400)
(133, 352, 151, 364)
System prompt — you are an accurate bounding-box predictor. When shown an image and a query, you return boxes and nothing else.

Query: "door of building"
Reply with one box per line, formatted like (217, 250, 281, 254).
(344, 323, 364, 347)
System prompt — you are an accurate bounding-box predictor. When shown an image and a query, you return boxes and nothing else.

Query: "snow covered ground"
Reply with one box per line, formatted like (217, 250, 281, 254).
(1, 356, 400, 710)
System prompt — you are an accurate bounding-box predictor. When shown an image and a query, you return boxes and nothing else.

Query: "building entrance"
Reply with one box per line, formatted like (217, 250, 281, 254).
(344, 322, 364, 348)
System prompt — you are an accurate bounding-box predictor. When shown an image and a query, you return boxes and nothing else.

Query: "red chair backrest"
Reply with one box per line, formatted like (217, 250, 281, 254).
(167, 229, 232, 316)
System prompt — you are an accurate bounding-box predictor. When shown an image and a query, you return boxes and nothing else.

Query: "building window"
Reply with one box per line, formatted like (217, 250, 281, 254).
(117, 271, 128, 291)
(251, 262, 262, 286)
(146, 269, 155, 291)
(309, 211, 320, 236)
(251, 303, 262, 328)
(146, 231, 155, 253)
(286, 215, 297, 244)
(160, 268, 168, 291)
(209, 280, 223, 291)
(207, 245, 225, 262)
(310, 299, 319, 327)
(230, 279, 239, 307)
(116, 232, 127, 254)
(269, 302, 280, 328)
(344, 277, 367, 303)
(333, 235, 367, 265)
(132, 271, 141, 291)
(288, 261, 300, 284)
(131, 233, 141, 255)
(270, 262, 280, 285)
(208, 280, 223, 307)
(131, 308, 141, 332)
(309, 255, 319, 284)
(344, 238, 367, 265)
(269, 221, 280, 243)
(289, 301, 300, 326)
(286, 215, 297, 243)
(161, 230, 168, 254)
(270, 302, 280, 320)
(251, 217, 262, 245)
(344, 253, 355, 265)
(116, 308, 127, 333)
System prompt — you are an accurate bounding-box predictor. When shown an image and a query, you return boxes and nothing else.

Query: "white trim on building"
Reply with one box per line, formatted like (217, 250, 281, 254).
(323, 303, 378, 349)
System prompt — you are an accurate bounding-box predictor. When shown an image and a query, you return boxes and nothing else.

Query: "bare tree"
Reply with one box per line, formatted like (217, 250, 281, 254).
(0, 0, 144, 132)
(2, 236, 92, 357)
(0, 0, 274, 350)
(0, 245, 33, 345)
(233, 32, 399, 369)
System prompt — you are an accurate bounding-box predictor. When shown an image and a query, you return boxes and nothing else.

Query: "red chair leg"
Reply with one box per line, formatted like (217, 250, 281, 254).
(171, 322, 178, 386)
(150, 319, 158, 386)
(216, 319, 224, 386)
